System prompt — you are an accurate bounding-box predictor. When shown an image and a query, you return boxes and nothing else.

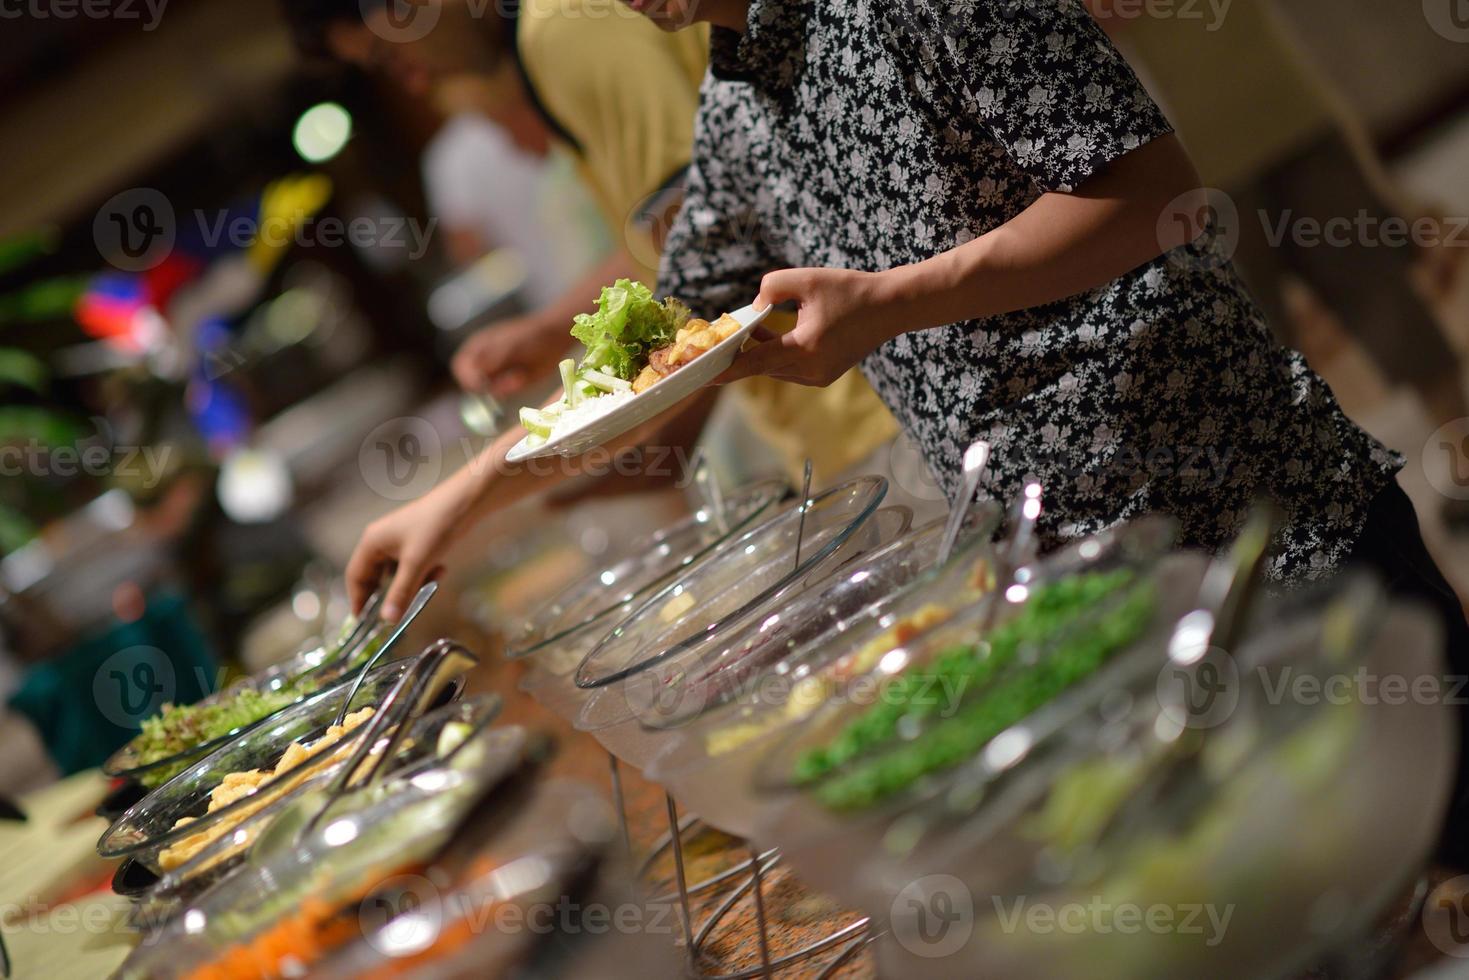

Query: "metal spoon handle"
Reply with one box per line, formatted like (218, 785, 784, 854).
(324, 586, 387, 670)
(298, 638, 477, 843)
(792, 459, 814, 572)
(332, 581, 438, 727)
(980, 481, 1042, 633)
(938, 440, 991, 567)
(694, 455, 729, 536)
(1198, 502, 1274, 658)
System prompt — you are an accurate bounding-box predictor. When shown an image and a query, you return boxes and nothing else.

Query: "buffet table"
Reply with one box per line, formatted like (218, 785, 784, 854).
(40, 470, 1469, 979)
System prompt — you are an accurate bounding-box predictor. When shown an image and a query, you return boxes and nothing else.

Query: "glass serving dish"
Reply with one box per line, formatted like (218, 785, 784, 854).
(644, 515, 1173, 840)
(868, 579, 1453, 980)
(575, 503, 915, 734)
(571, 503, 911, 770)
(638, 515, 1001, 838)
(102, 617, 391, 787)
(573, 475, 889, 692)
(308, 779, 616, 979)
(97, 652, 469, 869)
(509, 478, 789, 660)
(113, 735, 563, 980)
(126, 693, 507, 927)
(748, 546, 1205, 906)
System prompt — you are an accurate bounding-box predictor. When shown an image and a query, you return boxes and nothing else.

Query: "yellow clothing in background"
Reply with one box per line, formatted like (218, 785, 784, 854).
(731, 311, 900, 483)
(517, 0, 706, 284)
(515, 0, 899, 478)
(1115, 1, 1337, 187)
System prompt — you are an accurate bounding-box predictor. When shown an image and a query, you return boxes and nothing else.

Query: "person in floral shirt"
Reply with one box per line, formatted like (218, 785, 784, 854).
(343, 0, 1469, 862)
(617, 0, 1469, 860)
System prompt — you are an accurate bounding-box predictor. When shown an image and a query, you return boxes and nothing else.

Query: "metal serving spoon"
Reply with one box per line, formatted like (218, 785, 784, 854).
(937, 440, 992, 567)
(330, 581, 437, 728)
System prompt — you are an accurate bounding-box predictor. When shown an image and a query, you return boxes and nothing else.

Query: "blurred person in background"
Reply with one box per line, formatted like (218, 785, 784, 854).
(422, 108, 605, 306)
(285, 0, 901, 491)
(1088, 0, 1469, 526)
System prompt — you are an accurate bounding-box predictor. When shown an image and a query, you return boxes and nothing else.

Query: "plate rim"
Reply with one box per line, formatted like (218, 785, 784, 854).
(504, 301, 770, 464)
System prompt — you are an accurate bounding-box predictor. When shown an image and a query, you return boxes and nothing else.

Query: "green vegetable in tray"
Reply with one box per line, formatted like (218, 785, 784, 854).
(134, 682, 314, 787)
(795, 571, 1155, 810)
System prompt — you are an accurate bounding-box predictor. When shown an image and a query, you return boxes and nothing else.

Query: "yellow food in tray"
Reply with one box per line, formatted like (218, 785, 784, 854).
(159, 707, 376, 871)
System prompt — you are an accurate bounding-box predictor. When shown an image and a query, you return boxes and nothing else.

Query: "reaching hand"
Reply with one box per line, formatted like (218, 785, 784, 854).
(716, 267, 900, 387)
(450, 314, 570, 400)
(347, 477, 474, 622)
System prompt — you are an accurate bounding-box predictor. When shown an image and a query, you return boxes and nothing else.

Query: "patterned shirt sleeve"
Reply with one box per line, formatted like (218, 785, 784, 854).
(916, 0, 1174, 193)
(656, 114, 774, 319)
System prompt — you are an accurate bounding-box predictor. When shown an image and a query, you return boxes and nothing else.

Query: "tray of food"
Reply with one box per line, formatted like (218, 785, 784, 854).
(636, 512, 1002, 838)
(639, 516, 1171, 839)
(868, 577, 1453, 980)
(101, 613, 390, 790)
(747, 544, 1206, 904)
(124, 692, 508, 927)
(115, 757, 604, 980)
(96, 646, 474, 871)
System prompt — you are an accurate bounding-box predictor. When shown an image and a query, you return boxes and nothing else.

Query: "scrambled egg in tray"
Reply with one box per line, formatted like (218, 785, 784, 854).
(159, 707, 376, 871)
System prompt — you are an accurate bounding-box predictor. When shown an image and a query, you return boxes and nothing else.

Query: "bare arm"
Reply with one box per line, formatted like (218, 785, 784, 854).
(881, 133, 1204, 329)
(723, 134, 1206, 386)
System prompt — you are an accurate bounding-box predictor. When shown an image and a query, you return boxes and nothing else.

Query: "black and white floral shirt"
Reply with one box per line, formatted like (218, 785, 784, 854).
(658, 0, 1402, 584)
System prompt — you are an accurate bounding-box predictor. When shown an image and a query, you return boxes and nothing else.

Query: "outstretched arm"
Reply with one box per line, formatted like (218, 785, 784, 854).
(720, 133, 1205, 386)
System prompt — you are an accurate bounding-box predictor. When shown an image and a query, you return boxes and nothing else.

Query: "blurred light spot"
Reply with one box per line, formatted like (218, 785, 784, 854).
(984, 727, 1032, 771)
(293, 102, 352, 163)
(292, 590, 322, 622)
(1167, 610, 1215, 664)
(322, 818, 359, 847)
(217, 447, 293, 524)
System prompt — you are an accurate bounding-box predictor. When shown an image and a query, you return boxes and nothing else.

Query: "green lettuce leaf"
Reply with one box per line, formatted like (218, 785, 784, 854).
(569, 279, 689, 381)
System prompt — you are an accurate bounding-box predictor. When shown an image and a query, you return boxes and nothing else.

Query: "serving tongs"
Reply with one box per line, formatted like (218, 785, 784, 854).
(253, 635, 479, 859)
(303, 585, 388, 679)
(330, 580, 437, 726)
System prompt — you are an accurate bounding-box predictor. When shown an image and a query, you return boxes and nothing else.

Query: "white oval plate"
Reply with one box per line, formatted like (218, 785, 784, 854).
(505, 302, 771, 463)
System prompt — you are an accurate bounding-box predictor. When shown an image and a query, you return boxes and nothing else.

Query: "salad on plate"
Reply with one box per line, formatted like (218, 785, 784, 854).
(518, 279, 746, 450)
